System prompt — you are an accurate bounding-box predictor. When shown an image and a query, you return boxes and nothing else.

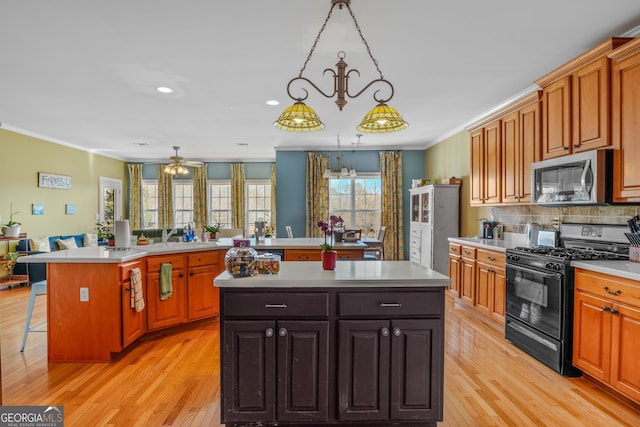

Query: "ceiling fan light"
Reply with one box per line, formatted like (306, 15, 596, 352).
(357, 103, 408, 133)
(274, 102, 324, 132)
(349, 168, 357, 177)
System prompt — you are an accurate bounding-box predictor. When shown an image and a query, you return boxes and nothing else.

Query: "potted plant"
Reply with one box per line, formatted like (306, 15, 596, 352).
(95, 222, 115, 246)
(205, 223, 221, 240)
(317, 215, 343, 270)
(2, 203, 21, 238)
(2, 252, 20, 279)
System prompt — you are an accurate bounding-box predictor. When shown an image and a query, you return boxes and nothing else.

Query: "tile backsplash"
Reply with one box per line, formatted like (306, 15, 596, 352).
(490, 205, 640, 233)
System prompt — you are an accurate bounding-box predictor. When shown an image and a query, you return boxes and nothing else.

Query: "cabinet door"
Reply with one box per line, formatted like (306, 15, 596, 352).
(542, 76, 572, 159)
(390, 319, 443, 421)
(187, 264, 218, 320)
(610, 303, 640, 402)
(611, 46, 640, 202)
(573, 291, 611, 382)
(448, 255, 461, 298)
(222, 320, 276, 423)
(501, 111, 520, 204)
(475, 263, 492, 317)
(460, 259, 476, 306)
(121, 280, 145, 347)
(572, 57, 609, 152)
(484, 120, 501, 204)
(518, 99, 540, 203)
(420, 226, 432, 269)
(338, 320, 390, 421)
(490, 267, 506, 324)
(470, 128, 484, 205)
(277, 321, 329, 422)
(146, 270, 186, 330)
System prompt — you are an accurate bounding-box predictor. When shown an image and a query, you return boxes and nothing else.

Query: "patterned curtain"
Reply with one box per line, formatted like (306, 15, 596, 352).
(270, 163, 276, 232)
(158, 166, 174, 228)
(231, 163, 245, 231)
(380, 151, 404, 260)
(306, 152, 330, 237)
(193, 166, 208, 230)
(127, 163, 143, 229)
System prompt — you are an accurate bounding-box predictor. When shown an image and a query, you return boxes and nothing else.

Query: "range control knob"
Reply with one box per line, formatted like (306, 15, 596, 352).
(545, 262, 561, 271)
(507, 254, 520, 262)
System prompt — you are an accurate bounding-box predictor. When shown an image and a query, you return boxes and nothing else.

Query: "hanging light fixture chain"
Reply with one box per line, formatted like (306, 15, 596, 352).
(298, 4, 337, 77)
(345, 3, 384, 80)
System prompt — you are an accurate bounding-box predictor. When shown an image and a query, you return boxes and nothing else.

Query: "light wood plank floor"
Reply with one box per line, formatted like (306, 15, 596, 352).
(1, 285, 639, 426)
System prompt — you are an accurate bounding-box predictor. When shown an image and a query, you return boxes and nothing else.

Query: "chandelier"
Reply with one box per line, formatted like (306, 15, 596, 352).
(274, 0, 408, 133)
(323, 134, 359, 178)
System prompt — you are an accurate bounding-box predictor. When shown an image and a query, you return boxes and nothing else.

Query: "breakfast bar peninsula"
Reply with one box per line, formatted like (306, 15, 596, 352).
(215, 261, 450, 427)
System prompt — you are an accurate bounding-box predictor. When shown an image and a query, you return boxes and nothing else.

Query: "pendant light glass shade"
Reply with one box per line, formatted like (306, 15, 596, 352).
(357, 103, 408, 133)
(273, 101, 325, 132)
(164, 164, 189, 175)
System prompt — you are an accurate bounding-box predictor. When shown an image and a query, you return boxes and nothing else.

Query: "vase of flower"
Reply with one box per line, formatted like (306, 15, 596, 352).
(321, 250, 337, 270)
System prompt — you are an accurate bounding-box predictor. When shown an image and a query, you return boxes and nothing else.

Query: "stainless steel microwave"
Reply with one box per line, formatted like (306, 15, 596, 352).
(531, 150, 611, 206)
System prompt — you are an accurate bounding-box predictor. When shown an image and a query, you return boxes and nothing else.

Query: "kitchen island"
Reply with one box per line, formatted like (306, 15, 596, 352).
(215, 261, 450, 427)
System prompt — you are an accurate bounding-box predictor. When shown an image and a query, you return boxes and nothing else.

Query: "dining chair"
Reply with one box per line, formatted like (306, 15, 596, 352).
(364, 226, 386, 260)
(285, 226, 294, 238)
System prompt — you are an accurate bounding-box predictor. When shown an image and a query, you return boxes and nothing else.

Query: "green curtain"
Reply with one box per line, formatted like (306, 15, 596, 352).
(231, 163, 245, 231)
(158, 166, 174, 228)
(306, 152, 330, 237)
(193, 166, 208, 230)
(380, 151, 404, 260)
(270, 163, 276, 233)
(127, 163, 142, 229)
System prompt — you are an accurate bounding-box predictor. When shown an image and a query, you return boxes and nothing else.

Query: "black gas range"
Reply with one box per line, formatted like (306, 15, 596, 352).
(505, 224, 629, 377)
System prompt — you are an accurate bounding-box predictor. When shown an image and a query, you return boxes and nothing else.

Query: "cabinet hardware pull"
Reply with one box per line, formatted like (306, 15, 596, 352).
(610, 308, 619, 315)
(381, 327, 389, 336)
(179, 273, 184, 278)
(562, 146, 569, 151)
(602, 306, 611, 312)
(379, 303, 402, 307)
(189, 271, 194, 276)
(265, 328, 274, 337)
(125, 287, 131, 292)
(488, 256, 496, 261)
(573, 144, 579, 149)
(392, 327, 402, 337)
(603, 286, 621, 296)
(279, 327, 287, 337)
(265, 303, 288, 308)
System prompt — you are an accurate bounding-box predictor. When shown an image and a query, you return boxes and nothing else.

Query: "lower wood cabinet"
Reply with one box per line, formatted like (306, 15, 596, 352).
(119, 260, 146, 348)
(573, 268, 640, 403)
(146, 254, 187, 330)
(186, 251, 220, 320)
(220, 287, 444, 426)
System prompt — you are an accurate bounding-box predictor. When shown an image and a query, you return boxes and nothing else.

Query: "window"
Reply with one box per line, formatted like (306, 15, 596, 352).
(329, 175, 381, 237)
(209, 181, 232, 227)
(246, 180, 272, 236)
(142, 181, 158, 228)
(173, 182, 194, 228)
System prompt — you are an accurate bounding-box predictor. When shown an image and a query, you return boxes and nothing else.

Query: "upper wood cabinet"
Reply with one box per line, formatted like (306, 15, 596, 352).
(536, 37, 632, 159)
(469, 120, 501, 205)
(609, 37, 640, 203)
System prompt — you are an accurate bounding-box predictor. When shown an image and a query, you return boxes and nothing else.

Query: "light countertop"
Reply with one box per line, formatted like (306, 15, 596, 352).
(571, 260, 640, 282)
(448, 233, 525, 252)
(215, 261, 451, 288)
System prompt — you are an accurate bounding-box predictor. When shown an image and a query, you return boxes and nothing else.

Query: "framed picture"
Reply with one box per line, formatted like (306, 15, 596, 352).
(65, 204, 76, 215)
(32, 203, 45, 215)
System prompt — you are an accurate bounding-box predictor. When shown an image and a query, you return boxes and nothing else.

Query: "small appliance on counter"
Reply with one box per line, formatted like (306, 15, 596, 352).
(114, 219, 131, 249)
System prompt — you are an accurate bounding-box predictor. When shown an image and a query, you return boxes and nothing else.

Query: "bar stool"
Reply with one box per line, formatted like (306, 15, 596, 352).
(20, 280, 47, 352)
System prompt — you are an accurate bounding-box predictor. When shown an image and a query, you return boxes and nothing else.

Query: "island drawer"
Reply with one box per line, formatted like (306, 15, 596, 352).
(223, 292, 329, 317)
(449, 243, 461, 256)
(119, 260, 144, 281)
(187, 251, 219, 267)
(147, 254, 185, 273)
(338, 292, 442, 317)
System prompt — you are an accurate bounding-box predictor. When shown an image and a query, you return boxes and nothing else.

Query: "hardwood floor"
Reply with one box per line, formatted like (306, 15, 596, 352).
(1, 285, 638, 426)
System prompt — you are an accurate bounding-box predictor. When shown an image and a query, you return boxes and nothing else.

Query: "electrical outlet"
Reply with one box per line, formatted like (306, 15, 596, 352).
(80, 287, 89, 302)
(551, 217, 561, 230)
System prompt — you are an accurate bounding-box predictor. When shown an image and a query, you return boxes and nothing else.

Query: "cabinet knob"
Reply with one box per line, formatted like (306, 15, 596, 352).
(602, 306, 610, 312)
(381, 327, 389, 337)
(189, 271, 194, 276)
(265, 328, 274, 337)
(125, 287, 131, 292)
(562, 146, 569, 151)
(279, 327, 287, 337)
(179, 273, 184, 278)
(393, 327, 401, 337)
(610, 308, 619, 316)
(573, 144, 579, 149)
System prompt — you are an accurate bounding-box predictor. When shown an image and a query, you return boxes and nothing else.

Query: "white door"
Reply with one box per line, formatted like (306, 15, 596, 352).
(99, 177, 122, 228)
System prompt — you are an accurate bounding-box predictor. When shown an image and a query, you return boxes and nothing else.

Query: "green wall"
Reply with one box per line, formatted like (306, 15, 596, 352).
(425, 130, 490, 237)
(0, 129, 125, 246)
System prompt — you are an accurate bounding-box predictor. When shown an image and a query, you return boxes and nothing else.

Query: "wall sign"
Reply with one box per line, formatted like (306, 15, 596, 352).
(38, 172, 72, 189)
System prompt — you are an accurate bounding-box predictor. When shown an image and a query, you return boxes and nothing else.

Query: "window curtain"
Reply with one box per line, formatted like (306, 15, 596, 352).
(127, 163, 143, 230)
(193, 166, 208, 230)
(270, 163, 276, 232)
(158, 166, 174, 229)
(231, 163, 245, 231)
(380, 151, 404, 260)
(306, 152, 330, 237)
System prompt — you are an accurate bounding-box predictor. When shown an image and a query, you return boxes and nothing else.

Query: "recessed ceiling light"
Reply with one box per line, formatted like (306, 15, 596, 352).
(266, 100, 279, 106)
(156, 86, 174, 94)
(133, 142, 149, 146)
(236, 143, 249, 147)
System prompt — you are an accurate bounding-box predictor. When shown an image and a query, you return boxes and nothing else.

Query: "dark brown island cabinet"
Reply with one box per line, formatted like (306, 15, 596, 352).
(216, 261, 448, 427)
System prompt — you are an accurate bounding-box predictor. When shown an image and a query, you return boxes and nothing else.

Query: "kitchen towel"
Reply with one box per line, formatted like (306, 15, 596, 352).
(130, 267, 145, 312)
(160, 263, 173, 300)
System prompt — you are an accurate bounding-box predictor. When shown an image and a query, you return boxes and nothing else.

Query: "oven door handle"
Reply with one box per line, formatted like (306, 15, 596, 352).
(506, 263, 564, 281)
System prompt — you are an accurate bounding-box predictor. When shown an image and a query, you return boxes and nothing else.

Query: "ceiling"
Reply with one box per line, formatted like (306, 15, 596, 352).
(1, 1, 639, 163)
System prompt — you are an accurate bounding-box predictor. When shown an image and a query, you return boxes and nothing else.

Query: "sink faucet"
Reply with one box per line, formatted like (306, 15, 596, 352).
(162, 228, 177, 243)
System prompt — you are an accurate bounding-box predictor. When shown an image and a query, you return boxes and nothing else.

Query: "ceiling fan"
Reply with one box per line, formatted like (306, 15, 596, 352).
(163, 146, 203, 175)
